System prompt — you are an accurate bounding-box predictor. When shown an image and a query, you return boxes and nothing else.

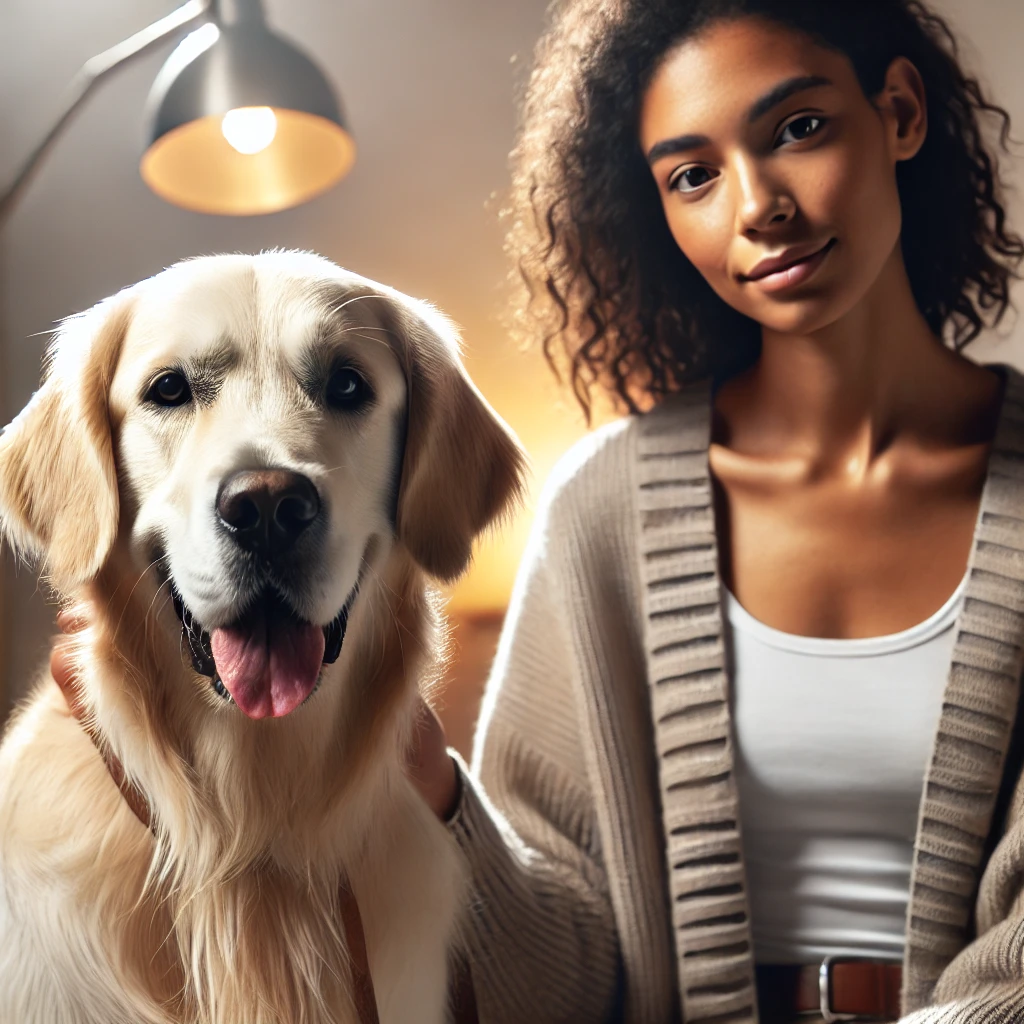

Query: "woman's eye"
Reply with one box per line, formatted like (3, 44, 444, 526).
(670, 165, 718, 194)
(326, 367, 372, 411)
(777, 115, 824, 146)
(145, 371, 192, 408)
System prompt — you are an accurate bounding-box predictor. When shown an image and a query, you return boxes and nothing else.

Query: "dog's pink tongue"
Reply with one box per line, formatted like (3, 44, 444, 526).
(210, 606, 325, 720)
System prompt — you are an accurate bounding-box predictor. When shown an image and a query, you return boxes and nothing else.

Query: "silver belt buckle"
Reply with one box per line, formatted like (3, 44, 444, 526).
(819, 956, 862, 1023)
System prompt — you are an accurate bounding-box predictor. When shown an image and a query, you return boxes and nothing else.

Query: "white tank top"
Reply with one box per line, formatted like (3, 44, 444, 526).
(724, 573, 968, 964)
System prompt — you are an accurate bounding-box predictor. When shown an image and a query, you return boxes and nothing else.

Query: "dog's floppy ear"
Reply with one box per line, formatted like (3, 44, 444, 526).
(381, 293, 527, 582)
(0, 290, 134, 590)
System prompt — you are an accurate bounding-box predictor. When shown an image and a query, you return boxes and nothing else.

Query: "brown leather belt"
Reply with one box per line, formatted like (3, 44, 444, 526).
(756, 960, 902, 1023)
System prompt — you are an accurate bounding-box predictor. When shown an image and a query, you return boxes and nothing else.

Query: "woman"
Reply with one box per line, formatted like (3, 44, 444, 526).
(53, 1, 1024, 1022)
(434, 0, 1024, 1021)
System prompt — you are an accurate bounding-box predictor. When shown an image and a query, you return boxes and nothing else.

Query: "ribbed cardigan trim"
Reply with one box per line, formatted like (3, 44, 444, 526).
(635, 365, 1024, 1024)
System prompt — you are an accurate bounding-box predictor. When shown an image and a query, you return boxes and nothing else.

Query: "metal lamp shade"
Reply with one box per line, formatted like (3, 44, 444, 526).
(141, 23, 355, 215)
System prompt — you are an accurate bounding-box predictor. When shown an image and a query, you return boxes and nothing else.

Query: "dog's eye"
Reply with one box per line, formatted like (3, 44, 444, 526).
(146, 371, 192, 408)
(326, 367, 371, 411)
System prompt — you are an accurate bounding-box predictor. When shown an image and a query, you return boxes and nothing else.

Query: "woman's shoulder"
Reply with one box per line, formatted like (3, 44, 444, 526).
(540, 385, 712, 524)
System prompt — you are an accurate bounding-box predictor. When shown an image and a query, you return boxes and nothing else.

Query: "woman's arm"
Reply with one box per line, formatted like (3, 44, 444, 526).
(900, 762, 1024, 1022)
(444, 507, 621, 1024)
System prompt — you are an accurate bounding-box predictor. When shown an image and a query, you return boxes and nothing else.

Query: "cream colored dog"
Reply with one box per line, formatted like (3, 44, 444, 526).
(0, 252, 524, 1024)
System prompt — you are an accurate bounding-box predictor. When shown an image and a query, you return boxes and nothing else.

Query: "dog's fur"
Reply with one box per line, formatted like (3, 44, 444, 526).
(0, 252, 525, 1024)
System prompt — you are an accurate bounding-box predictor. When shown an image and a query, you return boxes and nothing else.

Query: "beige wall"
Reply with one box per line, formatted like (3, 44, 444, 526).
(908, 0, 1024, 374)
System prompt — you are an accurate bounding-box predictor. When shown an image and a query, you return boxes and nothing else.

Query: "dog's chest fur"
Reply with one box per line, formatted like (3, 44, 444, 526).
(0, 695, 372, 1024)
(0, 685, 462, 1024)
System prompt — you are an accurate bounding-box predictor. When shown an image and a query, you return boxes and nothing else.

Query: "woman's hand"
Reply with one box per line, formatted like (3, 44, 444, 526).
(407, 699, 461, 821)
(51, 614, 82, 717)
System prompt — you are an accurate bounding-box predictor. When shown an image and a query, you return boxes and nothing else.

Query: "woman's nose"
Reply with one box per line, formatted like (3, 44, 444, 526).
(733, 156, 795, 235)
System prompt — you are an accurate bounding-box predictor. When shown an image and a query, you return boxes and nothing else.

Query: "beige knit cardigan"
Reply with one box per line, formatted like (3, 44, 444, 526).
(448, 362, 1024, 1024)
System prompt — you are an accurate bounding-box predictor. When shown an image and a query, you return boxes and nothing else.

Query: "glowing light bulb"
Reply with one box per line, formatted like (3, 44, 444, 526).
(221, 107, 278, 155)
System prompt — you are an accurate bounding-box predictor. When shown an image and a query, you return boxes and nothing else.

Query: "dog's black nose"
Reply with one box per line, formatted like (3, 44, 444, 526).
(217, 469, 321, 559)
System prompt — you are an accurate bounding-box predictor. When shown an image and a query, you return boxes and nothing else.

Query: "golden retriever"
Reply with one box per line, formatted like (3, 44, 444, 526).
(0, 251, 524, 1024)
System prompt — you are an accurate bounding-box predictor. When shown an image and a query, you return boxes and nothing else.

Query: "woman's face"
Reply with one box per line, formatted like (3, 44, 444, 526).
(638, 18, 925, 336)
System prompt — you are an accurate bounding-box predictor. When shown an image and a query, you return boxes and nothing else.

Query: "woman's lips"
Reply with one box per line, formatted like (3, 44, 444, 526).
(741, 238, 837, 293)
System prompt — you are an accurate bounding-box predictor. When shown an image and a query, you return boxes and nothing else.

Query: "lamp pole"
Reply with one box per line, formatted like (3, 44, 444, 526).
(0, 0, 212, 226)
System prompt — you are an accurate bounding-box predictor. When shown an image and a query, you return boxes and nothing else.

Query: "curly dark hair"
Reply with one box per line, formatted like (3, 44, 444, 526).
(507, 0, 1024, 419)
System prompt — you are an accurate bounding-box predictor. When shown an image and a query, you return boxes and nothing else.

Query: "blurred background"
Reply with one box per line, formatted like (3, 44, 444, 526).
(1, 0, 1022, 759)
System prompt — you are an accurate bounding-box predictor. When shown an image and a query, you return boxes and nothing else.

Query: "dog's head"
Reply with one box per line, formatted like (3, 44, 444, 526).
(0, 252, 525, 721)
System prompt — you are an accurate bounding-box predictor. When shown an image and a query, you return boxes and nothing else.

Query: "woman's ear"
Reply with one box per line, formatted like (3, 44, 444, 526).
(380, 294, 527, 582)
(878, 56, 928, 162)
(0, 289, 134, 591)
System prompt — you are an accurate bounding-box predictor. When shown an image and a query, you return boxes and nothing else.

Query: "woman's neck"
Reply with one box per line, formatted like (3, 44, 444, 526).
(715, 245, 1002, 477)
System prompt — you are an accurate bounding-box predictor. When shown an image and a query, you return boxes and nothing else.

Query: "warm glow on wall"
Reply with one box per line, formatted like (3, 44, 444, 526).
(445, 346, 615, 614)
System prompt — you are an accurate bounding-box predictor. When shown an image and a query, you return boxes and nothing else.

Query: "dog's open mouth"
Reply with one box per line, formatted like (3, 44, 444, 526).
(171, 589, 350, 720)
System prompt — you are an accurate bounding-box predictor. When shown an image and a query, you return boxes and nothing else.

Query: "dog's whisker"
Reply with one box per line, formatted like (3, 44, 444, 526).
(334, 322, 395, 337)
(331, 324, 396, 350)
(111, 554, 170, 643)
(360, 552, 442, 667)
(324, 292, 386, 316)
(359, 552, 399, 603)
(119, 552, 168, 594)
(140, 581, 174, 647)
(356, 557, 416, 668)
(346, 330, 396, 351)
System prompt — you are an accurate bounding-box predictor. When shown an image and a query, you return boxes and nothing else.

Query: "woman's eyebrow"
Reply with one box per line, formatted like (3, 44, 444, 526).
(647, 133, 711, 164)
(745, 74, 832, 122)
(646, 74, 833, 165)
